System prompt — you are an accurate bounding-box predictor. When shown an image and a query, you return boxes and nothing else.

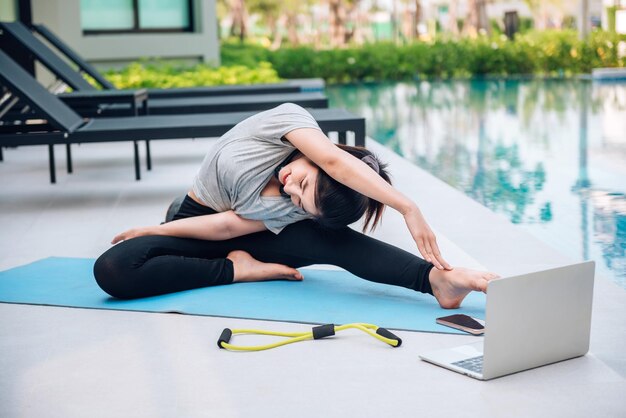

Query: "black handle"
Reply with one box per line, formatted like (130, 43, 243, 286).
(376, 327, 402, 347)
(312, 324, 336, 340)
(218, 328, 232, 349)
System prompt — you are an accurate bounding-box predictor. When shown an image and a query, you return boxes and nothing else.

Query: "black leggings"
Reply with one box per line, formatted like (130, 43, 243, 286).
(94, 196, 435, 299)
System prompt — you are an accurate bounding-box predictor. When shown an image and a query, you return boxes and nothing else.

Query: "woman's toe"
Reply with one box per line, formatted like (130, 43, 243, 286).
(291, 269, 303, 280)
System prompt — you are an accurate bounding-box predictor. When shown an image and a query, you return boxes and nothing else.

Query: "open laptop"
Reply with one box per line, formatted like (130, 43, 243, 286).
(419, 261, 595, 380)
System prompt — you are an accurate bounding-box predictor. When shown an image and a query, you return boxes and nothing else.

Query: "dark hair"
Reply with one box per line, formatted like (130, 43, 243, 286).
(313, 144, 391, 232)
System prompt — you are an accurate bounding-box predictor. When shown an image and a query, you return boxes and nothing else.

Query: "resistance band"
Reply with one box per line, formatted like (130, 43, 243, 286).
(217, 323, 402, 352)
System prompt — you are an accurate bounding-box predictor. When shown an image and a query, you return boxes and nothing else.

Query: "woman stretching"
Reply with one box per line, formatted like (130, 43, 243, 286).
(94, 103, 499, 307)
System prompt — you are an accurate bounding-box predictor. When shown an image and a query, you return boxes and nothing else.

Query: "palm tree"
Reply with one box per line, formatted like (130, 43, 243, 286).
(328, 0, 347, 47)
(400, 0, 422, 40)
(447, 0, 459, 35)
(283, 0, 315, 46)
(248, 0, 281, 43)
(223, 0, 248, 42)
(463, 0, 490, 36)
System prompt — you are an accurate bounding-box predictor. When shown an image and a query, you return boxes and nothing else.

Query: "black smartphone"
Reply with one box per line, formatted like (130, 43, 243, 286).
(436, 314, 485, 335)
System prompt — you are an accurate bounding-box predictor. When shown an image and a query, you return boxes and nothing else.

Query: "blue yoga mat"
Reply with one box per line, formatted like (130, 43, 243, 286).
(0, 257, 486, 334)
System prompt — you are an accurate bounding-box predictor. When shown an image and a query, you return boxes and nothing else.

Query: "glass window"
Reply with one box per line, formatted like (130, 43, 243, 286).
(81, 0, 135, 31)
(81, 0, 192, 33)
(138, 0, 190, 29)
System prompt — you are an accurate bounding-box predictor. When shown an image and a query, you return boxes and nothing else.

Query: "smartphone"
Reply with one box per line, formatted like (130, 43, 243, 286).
(436, 314, 485, 335)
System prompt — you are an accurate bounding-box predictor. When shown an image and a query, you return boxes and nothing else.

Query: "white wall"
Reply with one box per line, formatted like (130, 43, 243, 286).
(30, 0, 219, 70)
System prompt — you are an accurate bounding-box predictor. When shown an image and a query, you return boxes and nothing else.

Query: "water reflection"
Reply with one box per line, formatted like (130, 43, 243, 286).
(327, 79, 626, 288)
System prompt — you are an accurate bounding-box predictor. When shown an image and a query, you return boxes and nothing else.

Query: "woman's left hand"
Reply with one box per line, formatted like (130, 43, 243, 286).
(403, 205, 452, 270)
(111, 226, 157, 244)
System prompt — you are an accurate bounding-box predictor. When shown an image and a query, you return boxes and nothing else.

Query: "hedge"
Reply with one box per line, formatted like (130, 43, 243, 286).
(105, 30, 626, 88)
(260, 30, 626, 82)
(104, 61, 280, 89)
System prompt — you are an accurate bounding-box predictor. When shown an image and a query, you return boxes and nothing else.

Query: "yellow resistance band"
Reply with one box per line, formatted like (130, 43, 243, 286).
(217, 323, 402, 352)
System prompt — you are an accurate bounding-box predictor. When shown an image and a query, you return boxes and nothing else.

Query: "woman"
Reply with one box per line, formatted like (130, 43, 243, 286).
(95, 103, 499, 307)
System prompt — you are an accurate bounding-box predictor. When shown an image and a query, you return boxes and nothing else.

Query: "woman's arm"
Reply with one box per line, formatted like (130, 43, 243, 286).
(112, 210, 267, 244)
(285, 128, 451, 270)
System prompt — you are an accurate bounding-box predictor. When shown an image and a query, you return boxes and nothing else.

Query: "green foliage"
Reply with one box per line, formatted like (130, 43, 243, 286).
(104, 60, 281, 89)
(220, 41, 272, 67)
(518, 17, 534, 33)
(261, 30, 625, 82)
(607, 6, 617, 33)
(105, 30, 626, 88)
(490, 18, 504, 35)
(562, 15, 577, 30)
(515, 30, 626, 75)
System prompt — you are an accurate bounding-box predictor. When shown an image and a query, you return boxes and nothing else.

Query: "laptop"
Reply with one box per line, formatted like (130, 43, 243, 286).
(419, 261, 595, 380)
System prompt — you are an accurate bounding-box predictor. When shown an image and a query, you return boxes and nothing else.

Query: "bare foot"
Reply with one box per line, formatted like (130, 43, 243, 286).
(227, 250, 303, 283)
(429, 267, 500, 309)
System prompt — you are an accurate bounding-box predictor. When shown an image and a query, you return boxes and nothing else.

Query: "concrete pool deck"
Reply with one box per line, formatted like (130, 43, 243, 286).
(1, 137, 625, 417)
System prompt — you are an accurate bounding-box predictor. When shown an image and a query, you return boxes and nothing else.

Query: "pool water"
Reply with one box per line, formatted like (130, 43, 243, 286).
(327, 79, 626, 289)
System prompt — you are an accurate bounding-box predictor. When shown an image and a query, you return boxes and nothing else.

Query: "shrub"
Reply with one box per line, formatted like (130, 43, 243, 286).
(220, 41, 271, 67)
(104, 61, 281, 89)
(516, 30, 626, 75)
(263, 30, 624, 82)
(105, 30, 626, 87)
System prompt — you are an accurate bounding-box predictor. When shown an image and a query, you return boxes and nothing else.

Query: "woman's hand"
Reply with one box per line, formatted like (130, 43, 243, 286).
(111, 226, 158, 244)
(403, 205, 452, 270)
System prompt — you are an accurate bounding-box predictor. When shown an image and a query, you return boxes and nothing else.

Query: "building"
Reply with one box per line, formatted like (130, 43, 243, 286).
(0, 0, 220, 69)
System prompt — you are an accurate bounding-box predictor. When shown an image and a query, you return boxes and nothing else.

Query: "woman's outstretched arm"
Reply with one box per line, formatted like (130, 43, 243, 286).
(285, 127, 452, 271)
(111, 210, 267, 244)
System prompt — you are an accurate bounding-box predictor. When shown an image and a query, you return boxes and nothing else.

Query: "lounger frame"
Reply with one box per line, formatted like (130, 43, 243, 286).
(0, 50, 365, 184)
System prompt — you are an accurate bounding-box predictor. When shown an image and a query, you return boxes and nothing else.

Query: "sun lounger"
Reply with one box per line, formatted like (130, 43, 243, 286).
(0, 50, 365, 184)
(0, 22, 328, 115)
(33, 23, 324, 96)
(63, 91, 328, 117)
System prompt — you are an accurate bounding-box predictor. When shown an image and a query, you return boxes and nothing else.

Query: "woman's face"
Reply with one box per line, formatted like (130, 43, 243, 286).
(277, 156, 320, 215)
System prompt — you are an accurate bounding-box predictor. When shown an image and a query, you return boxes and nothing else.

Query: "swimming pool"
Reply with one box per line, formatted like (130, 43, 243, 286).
(327, 79, 626, 289)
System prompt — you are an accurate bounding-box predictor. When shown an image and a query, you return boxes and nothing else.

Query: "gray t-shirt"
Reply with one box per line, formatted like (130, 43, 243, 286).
(192, 103, 322, 234)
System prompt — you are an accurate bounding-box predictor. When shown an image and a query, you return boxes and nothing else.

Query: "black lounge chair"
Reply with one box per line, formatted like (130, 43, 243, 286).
(0, 21, 328, 116)
(32, 23, 323, 97)
(0, 50, 365, 184)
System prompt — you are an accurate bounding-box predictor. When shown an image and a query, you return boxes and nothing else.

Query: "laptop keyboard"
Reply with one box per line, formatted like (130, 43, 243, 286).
(452, 356, 484, 373)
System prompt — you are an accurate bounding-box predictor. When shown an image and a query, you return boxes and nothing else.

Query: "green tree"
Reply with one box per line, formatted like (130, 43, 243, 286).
(248, 0, 281, 42)
(248, 0, 315, 47)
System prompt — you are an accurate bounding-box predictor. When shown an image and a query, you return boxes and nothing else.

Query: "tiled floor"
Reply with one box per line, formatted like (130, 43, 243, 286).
(1, 138, 625, 417)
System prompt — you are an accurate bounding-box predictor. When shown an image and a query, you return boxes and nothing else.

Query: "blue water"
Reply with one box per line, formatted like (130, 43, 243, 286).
(327, 79, 626, 289)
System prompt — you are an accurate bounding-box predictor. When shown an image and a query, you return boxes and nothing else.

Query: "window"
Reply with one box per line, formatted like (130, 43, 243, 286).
(0, 0, 18, 22)
(81, 0, 193, 34)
